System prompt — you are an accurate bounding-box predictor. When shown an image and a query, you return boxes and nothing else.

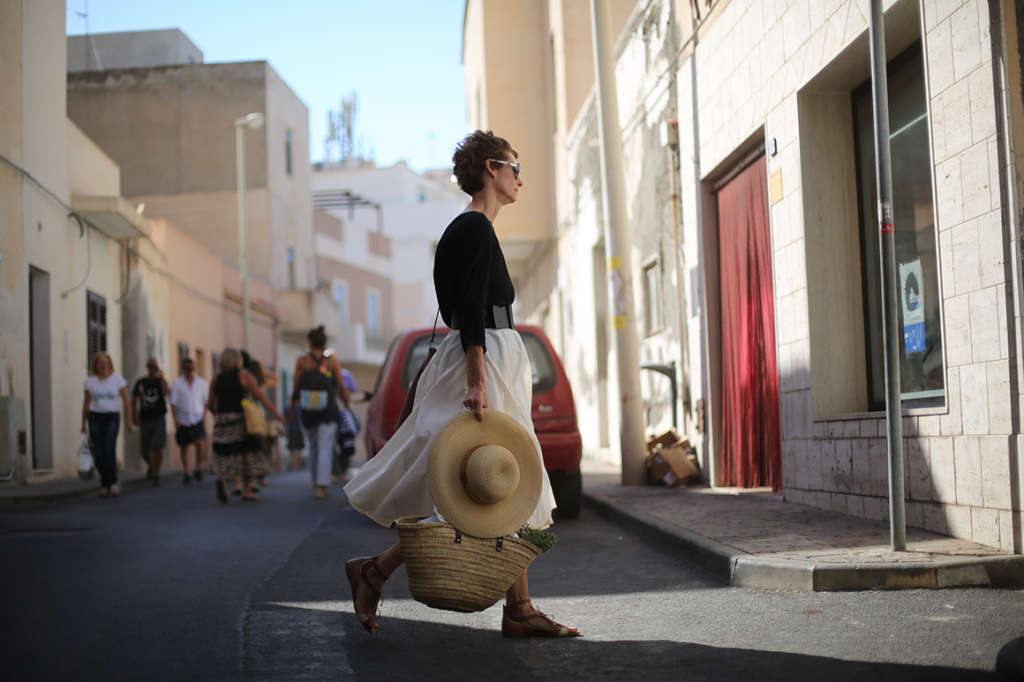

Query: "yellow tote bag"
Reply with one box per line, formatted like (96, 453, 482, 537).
(241, 397, 268, 437)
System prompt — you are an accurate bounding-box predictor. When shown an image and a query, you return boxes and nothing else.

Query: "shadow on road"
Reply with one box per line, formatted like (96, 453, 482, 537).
(247, 604, 996, 681)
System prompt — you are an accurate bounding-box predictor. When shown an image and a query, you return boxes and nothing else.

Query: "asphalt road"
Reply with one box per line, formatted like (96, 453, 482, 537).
(2, 468, 1022, 681)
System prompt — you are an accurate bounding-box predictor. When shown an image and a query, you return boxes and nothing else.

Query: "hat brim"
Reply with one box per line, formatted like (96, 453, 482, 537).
(427, 409, 542, 538)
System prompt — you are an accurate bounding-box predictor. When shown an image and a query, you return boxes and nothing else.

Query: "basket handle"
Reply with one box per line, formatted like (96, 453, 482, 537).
(452, 528, 505, 552)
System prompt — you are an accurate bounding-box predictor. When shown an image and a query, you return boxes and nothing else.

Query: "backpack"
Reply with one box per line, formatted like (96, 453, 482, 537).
(295, 354, 336, 425)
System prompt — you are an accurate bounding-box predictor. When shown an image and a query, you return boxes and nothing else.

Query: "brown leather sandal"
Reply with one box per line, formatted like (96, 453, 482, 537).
(345, 556, 386, 633)
(501, 599, 581, 638)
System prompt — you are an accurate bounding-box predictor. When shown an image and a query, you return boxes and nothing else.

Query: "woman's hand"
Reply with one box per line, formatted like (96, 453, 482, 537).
(463, 382, 488, 421)
(81, 422, 87, 434)
(463, 345, 487, 421)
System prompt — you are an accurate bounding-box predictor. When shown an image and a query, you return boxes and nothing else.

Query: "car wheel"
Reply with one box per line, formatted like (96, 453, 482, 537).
(550, 469, 582, 519)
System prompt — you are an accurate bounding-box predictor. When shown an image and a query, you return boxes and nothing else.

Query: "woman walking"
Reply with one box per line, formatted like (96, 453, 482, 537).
(81, 352, 133, 497)
(292, 326, 351, 499)
(208, 348, 283, 502)
(343, 131, 578, 637)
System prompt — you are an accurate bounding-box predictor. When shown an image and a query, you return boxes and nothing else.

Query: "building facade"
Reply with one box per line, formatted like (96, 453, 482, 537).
(311, 160, 467, 342)
(465, 0, 1024, 552)
(1, 1, 156, 481)
(65, 45, 315, 375)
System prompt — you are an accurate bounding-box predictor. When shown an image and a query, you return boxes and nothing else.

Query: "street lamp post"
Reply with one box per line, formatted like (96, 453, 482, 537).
(234, 112, 264, 352)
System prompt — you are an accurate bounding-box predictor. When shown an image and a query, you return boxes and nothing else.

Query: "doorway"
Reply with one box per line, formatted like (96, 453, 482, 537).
(29, 267, 53, 470)
(714, 154, 781, 489)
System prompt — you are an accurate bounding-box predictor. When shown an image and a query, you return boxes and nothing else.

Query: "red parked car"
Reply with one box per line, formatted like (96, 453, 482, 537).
(363, 324, 583, 518)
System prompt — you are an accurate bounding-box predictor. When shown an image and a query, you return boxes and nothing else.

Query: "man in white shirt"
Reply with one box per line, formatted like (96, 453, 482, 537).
(169, 357, 210, 485)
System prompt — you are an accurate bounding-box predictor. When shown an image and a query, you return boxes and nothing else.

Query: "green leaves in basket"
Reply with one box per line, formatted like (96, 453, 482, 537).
(516, 525, 558, 552)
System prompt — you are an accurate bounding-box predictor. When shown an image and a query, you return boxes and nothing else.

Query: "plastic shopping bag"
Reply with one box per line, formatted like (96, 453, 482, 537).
(77, 434, 95, 480)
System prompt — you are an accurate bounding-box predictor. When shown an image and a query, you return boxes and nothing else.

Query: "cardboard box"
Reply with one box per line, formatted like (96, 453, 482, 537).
(657, 444, 700, 484)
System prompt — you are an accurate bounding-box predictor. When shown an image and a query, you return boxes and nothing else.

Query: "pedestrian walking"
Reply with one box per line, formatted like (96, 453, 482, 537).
(207, 348, 283, 503)
(81, 352, 134, 497)
(169, 357, 209, 485)
(131, 357, 169, 485)
(332, 366, 360, 482)
(292, 326, 351, 499)
(285, 403, 305, 471)
(241, 350, 280, 485)
(342, 131, 577, 637)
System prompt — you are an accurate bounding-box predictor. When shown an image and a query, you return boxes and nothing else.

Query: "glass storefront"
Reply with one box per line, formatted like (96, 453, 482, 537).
(854, 43, 944, 408)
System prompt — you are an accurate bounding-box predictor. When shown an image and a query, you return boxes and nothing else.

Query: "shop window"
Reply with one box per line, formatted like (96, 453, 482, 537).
(643, 258, 664, 335)
(853, 43, 943, 408)
(285, 128, 293, 176)
(177, 341, 190, 372)
(366, 287, 381, 341)
(86, 290, 106, 368)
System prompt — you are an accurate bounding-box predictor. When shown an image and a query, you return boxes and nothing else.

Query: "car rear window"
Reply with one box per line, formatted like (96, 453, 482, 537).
(373, 335, 400, 393)
(519, 331, 556, 394)
(401, 330, 557, 394)
(401, 335, 433, 392)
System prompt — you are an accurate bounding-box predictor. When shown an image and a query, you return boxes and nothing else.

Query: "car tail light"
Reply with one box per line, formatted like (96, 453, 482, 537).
(532, 415, 576, 432)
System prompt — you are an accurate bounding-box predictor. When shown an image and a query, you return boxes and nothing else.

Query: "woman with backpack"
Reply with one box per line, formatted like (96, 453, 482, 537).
(292, 326, 351, 499)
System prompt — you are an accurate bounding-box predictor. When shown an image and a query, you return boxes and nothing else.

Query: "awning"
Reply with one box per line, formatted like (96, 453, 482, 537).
(71, 194, 151, 240)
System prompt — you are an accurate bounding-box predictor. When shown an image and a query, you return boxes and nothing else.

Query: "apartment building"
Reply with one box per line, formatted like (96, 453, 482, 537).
(65, 33, 315, 376)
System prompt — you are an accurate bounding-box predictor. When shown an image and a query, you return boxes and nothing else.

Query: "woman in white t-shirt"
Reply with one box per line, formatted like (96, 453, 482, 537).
(81, 352, 134, 497)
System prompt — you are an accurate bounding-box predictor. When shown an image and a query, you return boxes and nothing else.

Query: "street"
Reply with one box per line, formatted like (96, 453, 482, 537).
(2, 469, 1021, 681)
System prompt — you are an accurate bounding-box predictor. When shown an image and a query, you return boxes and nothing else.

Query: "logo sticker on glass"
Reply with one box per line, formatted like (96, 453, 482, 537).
(899, 259, 925, 355)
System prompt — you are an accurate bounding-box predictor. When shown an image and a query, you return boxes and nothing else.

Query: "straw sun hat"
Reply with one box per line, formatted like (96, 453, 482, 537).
(427, 409, 542, 538)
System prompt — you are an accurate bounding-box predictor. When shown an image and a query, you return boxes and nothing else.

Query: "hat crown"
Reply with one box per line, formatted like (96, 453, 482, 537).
(464, 445, 519, 504)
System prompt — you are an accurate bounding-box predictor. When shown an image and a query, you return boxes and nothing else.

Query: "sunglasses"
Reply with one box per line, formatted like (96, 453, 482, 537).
(489, 159, 521, 180)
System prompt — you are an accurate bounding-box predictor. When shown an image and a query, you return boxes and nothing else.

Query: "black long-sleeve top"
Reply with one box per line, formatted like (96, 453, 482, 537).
(433, 211, 515, 353)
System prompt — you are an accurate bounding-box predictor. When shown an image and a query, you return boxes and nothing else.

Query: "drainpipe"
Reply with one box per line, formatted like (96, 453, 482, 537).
(686, 0, 714, 484)
(987, 0, 1023, 550)
(590, 0, 647, 485)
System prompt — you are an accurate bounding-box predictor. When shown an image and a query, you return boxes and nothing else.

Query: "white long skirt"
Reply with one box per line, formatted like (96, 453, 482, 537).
(344, 329, 556, 531)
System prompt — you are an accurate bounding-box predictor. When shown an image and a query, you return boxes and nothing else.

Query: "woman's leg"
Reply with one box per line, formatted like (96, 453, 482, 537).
(243, 474, 258, 499)
(151, 448, 163, 479)
(503, 568, 580, 636)
(313, 422, 335, 490)
(89, 413, 118, 489)
(348, 542, 403, 631)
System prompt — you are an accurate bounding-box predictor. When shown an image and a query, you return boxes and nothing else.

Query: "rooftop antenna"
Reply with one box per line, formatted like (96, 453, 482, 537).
(340, 92, 357, 161)
(324, 109, 340, 163)
(74, 1, 103, 70)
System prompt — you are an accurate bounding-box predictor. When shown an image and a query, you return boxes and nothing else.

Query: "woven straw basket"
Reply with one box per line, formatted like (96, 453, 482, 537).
(396, 517, 541, 613)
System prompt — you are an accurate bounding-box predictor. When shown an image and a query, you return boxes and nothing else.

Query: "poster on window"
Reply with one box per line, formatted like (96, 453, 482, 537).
(899, 259, 926, 355)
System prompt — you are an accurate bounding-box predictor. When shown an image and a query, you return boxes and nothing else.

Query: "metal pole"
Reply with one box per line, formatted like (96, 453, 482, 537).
(236, 121, 251, 353)
(868, 0, 906, 551)
(590, 0, 648, 485)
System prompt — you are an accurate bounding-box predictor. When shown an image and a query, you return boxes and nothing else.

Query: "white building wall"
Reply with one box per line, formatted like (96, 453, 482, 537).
(312, 162, 467, 332)
(542, 0, 1022, 550)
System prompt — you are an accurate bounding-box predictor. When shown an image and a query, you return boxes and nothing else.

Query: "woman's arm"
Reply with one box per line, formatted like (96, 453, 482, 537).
(463, 345, 487, 421)
(131, 385, 142, 426)
(206, 376, 218, 413)
(120, 387, 134, 432)
(241, 369, 284, 423)
(81, 390, 91, 433)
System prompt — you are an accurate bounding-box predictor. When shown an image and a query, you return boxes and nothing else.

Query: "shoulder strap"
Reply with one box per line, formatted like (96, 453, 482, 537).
(429, 308, 440, 349)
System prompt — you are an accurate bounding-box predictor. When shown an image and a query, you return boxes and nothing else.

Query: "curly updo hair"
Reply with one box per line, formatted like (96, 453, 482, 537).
(452, 130, 518, 196)
(307, 325, 327, 350)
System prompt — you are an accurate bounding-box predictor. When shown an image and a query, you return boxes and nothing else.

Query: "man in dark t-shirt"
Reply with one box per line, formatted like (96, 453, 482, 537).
(132, 357, 169, 485)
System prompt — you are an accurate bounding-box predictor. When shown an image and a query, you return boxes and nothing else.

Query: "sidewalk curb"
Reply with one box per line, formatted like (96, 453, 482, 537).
(582, 491, 740, 584)
(583, 490, 1024, 591)
(0, 472, 157, 507)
